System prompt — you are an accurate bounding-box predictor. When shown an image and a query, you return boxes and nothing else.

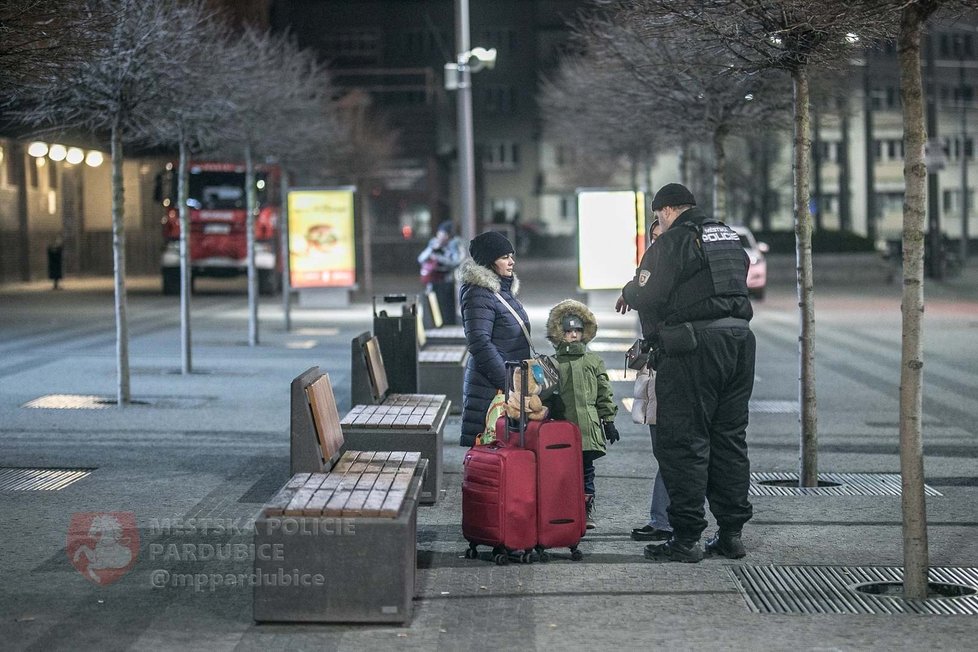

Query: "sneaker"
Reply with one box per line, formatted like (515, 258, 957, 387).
(705, 531, 746, 559)
(585, 494, 596, 530)
(643, 538, 703, 563)
(631, 525, 672, 541)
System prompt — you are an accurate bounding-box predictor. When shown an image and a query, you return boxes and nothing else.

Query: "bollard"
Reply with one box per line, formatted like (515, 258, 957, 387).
(47, 240, 64, 290)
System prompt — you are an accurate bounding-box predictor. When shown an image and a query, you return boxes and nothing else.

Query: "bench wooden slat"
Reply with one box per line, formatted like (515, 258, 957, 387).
(285, 473, 311, 489)
(306, 374, 345, 461)
(302, 488, 334, 516)
(323, 489, 352, 516)
(341, 490, 371, 516)
(263, 487, 297, 516)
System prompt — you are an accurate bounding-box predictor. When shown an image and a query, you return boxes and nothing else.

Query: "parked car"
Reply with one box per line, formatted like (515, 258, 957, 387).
(732, 226, 769, 300)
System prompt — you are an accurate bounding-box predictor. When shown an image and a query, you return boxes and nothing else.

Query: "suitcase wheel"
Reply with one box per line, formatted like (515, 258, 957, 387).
(464, 544, 479, 559)
(535, 547, 550, 563)
(570, 547, 584, 562)
(515, 550, 534, 564)
(493, 552, 509, 565)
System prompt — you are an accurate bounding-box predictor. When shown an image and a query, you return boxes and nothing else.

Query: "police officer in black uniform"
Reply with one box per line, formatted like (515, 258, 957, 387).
(623, 183, 755, 563)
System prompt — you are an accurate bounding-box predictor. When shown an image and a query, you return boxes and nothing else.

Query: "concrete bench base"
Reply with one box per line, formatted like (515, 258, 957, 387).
(253, 465, 423, 624)
(418, 348, 466, 415)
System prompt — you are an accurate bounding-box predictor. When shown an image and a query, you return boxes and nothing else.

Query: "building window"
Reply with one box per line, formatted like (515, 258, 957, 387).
(558, 195, 575, 221)
(48, 159, 58, 189)
(483, 141, 520, 170)
(489, 197, 521, 223)
(555, 144, 575, 167)
(482, 85, 514, 113)
(319, 29, 382, 64)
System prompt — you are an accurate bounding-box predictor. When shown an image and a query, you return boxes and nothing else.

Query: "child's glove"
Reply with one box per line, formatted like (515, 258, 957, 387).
(603, 421, 620, 445)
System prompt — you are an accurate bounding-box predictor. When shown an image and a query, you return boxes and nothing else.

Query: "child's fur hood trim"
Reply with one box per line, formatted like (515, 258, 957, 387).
(546, 299, 597, 346)
(458, 258, 520, 295)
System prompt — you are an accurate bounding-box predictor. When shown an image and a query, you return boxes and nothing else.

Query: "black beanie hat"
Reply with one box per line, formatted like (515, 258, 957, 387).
(469, 231, 515, 268)
(651, 183, 696, 211)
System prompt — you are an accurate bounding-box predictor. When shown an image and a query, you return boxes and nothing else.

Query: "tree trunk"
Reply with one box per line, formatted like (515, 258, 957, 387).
(280, 168, 292, 332)
(178, 139, 192, 373)
(712, 128, 727, 221)
(110, 123, 130, 405)
(897, 3, 931, 601)
(245, 143, 259, 346)
(793, 68, 818, 487)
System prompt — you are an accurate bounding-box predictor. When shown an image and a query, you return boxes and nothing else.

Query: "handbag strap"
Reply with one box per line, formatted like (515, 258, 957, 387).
(493, 291, 539, 356)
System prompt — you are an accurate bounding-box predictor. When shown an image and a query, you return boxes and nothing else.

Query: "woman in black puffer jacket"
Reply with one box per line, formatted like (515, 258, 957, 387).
(458, 231, 531, 446)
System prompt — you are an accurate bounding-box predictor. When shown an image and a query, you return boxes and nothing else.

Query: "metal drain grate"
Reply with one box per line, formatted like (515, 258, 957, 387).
(750, 400, 798, 413)
(0, 467, 93, 491)
(733, 566, 978, 614)
(22, 394, 211, 409)
(750, 472, 942, 497)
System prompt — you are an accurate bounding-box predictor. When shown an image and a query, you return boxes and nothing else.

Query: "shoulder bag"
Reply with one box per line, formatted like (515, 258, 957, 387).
(493, 291, 559, 399)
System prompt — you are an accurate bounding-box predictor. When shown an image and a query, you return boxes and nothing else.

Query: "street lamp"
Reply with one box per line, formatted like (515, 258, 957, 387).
(446, 0, 497, 245)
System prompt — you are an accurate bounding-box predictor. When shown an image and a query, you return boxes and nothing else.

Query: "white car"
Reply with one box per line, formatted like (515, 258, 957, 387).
(732, 226, 769, 300)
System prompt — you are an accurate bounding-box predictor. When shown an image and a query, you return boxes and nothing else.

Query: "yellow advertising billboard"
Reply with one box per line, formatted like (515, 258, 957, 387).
(287, 188, 357, 288)
(577, 190, 645, 290)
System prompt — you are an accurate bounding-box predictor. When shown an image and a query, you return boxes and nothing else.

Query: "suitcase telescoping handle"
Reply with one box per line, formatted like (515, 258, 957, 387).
(504, 360, 529, 448)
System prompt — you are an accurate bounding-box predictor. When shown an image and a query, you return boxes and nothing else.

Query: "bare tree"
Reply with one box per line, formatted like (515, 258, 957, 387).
(16, 0, 216, 406)
(0, 0, 106, 95)
(882, 0, 978, 601)
(139, 3, 238, 375)
(218, 27, 338, 346)
(619, 0, 887, 488)
(574, 14, 791, 219)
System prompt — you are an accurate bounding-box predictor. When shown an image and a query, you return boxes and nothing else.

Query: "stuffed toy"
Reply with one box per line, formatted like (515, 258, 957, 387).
(505, 362, 550, 421)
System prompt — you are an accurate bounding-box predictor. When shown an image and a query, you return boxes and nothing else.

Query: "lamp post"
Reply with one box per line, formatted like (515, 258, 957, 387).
(447, 0, 496, 245)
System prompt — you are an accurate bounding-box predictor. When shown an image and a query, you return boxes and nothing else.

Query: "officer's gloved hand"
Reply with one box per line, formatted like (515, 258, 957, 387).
(603, 421, 620, 445)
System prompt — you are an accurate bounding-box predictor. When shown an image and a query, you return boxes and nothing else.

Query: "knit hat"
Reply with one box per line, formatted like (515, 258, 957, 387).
(650, 183, 696, 211)
(469, 231, 515, 268)
(561, 313, 584, 331)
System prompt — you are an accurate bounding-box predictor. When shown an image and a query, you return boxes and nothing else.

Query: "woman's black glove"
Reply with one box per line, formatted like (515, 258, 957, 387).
(602, 421, 620, 445)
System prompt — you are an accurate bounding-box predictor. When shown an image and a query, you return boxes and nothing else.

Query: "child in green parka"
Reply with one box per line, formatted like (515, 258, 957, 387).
(545, 299, 619, 529)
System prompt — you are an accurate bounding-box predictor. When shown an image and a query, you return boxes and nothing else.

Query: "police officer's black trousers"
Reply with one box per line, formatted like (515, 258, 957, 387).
(652, 326, 756, 544)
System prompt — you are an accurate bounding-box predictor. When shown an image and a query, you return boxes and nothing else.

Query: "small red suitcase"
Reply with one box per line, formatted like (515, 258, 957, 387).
(500, 360, 586, 561)
(461, 441, 537, 564)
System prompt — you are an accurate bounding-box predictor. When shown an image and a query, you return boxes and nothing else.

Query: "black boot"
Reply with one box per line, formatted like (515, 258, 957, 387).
(643, 537, 703, 563)
(584, 494, 596, 530)
(705, 531, 746, 559)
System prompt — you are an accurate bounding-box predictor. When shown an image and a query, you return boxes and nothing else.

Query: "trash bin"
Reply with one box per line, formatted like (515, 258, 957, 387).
(47, 241, 64, 289)
(372, 294, 419, 393)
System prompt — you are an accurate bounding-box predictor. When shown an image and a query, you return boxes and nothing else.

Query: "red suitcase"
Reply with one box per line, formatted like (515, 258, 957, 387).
(461, 441, 537, 564)
(500, 360, 586, 561)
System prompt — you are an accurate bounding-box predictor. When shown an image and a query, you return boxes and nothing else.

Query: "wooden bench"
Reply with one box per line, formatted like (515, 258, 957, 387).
(421, 290, 467, 346)
(344, 335, 450, 504)
(255, 367, 426, 624)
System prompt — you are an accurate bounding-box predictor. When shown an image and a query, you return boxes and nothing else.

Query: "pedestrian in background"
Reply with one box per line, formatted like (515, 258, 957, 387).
(457, 231, 530, 447)
(545, 299, 619, 529)
(627, 183, 756, 563)
(618, 219, 673, 542)
(418, 221, 464, 325)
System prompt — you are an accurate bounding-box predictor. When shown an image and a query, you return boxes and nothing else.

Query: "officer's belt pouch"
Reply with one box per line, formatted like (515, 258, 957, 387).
(659, 322, 698, 355)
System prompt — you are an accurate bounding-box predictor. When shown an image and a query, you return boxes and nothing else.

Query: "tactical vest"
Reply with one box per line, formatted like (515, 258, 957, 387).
(669, 219, 748, 314)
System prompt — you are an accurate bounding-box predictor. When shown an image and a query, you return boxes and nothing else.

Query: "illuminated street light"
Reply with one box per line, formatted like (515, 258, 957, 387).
(85, 150, 104, 167)
(48, 144, 67, 161)
(28, 141, 48, 157)
(66, 147, 85, 165)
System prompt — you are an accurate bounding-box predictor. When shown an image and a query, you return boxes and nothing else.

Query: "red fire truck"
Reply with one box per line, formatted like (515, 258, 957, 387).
(157, 161, 281, 295)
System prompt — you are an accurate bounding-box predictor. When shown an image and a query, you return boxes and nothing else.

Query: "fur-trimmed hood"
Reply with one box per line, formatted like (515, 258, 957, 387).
(458, 258, 520, 295)
(546, 299, 597, 346)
